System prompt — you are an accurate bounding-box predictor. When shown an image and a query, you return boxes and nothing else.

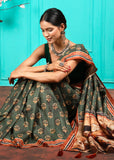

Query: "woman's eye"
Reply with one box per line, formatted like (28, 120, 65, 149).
(48, 29, 53, 32)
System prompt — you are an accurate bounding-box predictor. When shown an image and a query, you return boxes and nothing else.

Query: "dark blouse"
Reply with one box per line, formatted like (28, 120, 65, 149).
(45, 44, 87, 84)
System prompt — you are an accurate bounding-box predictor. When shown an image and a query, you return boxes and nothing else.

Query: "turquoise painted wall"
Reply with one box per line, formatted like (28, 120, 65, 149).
(0, 0, 114, 88)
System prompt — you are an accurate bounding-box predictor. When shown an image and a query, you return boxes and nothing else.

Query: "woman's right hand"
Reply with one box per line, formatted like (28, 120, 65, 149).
(8, 66, 28, 84)
(8, 70, 23, 84)
(47, 60, 71, 72)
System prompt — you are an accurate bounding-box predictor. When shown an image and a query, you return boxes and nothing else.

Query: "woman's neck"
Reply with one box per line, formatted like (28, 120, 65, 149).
(52, 38, 69, 52)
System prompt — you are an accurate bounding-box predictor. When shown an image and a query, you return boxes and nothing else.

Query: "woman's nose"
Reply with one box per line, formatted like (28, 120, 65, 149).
(43, 31, 49, 37)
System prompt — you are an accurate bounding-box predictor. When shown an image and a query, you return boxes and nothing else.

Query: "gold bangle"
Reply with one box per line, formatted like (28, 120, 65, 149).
(44, 62, 49, 72)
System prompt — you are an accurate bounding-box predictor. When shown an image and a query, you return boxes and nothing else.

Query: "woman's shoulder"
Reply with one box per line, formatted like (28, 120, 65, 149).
(69, 42, 88, 54)
(31, 44, 46, 58)
(69, 41, 84, 48)
(36, 44, 45, 49)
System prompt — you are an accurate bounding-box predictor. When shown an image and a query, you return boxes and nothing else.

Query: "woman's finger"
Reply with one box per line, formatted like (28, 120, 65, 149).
(11, 79, 14, 84)
(58, 62, 71, 70)
(57, 66, 71, 72)
(8, 77, 11, 84)
(64, 63, 71, 70)
(8, 77, 14, 84)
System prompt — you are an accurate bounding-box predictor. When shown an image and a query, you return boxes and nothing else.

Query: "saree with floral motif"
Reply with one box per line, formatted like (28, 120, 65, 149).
(0, 44, 114, 153)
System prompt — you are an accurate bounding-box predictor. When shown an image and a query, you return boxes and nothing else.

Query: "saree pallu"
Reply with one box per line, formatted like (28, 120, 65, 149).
(0, 44, 114, 153)
(60, 44, 114, 153)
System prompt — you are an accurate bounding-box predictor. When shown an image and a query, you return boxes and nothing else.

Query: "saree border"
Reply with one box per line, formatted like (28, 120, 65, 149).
(0, 138, 66, 148)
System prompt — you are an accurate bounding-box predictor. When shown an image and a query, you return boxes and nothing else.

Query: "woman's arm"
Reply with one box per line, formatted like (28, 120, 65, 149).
(12, 43, 70, 73)
(14, 44, 45, 71)
(23, 60, 70, 73)
(9, 59, 80, 84)
(8, 44, 45, 84)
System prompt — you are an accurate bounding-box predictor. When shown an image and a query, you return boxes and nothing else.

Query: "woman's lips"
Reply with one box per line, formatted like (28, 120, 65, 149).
(47, 38, 52, 41)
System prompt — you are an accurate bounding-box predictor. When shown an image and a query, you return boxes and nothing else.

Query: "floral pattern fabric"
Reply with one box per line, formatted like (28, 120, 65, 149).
(0, 79, 73, 147)
(0, 44, 114, 153)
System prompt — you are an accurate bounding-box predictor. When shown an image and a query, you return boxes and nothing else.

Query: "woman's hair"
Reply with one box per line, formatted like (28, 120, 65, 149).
(40, 8, 67, 29)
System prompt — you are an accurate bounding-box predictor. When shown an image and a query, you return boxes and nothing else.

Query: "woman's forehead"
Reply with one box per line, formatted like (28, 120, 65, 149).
(40, 21, 56, 28)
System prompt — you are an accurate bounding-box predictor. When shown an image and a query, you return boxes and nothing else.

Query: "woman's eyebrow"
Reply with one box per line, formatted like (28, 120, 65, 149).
(40, 27, 53, 30)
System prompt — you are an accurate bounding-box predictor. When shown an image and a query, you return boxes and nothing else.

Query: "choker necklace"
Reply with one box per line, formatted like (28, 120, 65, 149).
(51, 40, 70, 57)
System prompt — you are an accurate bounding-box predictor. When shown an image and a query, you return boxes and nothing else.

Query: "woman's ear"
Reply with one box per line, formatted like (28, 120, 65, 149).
(60, 23, 65, 31)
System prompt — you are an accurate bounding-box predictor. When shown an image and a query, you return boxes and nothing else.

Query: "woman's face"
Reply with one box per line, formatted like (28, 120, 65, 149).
(40, 20, 63, 43)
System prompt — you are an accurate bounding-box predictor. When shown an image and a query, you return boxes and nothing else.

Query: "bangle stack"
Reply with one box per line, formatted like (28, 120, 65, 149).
(44, 62, 49, 72)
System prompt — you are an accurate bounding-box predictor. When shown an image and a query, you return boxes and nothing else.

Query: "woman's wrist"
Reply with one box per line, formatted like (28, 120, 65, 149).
(44, 62, 49, 72)
(19, 71, 26, 78)
(47, 63, 52, 71)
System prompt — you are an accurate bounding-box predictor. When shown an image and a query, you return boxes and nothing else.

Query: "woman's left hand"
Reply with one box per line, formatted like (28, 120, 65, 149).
(48, 60, 71, 72)
(8, 71, 23, 84)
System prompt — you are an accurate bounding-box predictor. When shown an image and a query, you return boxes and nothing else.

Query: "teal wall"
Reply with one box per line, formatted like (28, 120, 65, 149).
(0, 0, 114, 88)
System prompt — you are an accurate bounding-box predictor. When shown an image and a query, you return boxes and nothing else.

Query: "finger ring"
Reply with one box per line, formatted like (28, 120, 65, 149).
(59, 62, 64, 67)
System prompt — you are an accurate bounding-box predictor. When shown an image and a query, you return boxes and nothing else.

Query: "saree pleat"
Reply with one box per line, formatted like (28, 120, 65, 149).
(0, 44, 114, 153)
(61, 74, 114, 152)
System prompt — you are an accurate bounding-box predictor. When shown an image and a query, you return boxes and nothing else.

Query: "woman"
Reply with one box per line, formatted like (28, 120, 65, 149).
(0, 8, 114, 153)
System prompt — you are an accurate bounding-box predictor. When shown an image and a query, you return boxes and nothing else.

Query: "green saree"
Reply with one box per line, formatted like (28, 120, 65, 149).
(0, 44, 114, 153)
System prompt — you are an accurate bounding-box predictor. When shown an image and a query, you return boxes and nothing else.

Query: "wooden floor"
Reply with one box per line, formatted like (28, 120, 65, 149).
(0, 86, 114, 160)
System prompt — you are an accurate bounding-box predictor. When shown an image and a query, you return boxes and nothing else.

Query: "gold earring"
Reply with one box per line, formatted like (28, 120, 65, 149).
(61, 31, 66, 45)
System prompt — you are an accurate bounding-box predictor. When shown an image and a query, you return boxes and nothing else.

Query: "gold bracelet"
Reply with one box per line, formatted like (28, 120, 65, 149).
(44, 62, 49, 72)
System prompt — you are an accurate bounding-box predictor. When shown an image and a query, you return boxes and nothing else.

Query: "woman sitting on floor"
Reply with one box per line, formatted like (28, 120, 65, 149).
(0, 8, 114, 153)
